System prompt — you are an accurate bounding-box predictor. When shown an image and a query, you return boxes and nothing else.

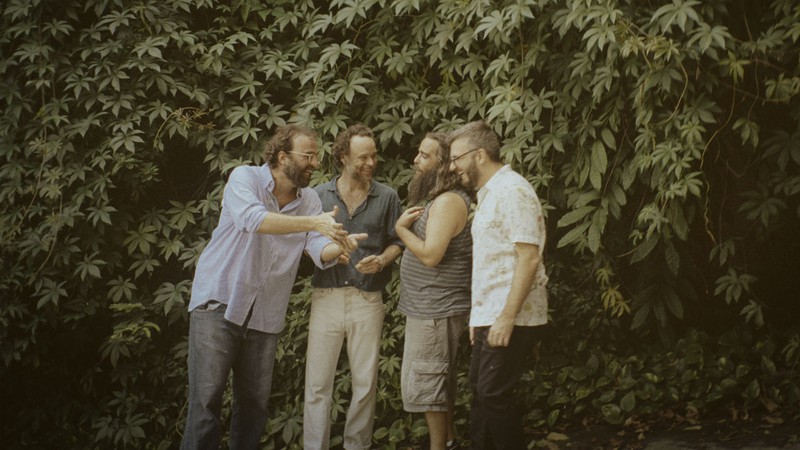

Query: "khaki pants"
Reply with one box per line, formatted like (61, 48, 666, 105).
(303, 287, 384, 450)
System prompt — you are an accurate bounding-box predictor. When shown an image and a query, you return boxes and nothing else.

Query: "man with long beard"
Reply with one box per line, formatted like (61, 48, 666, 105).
(182, 125, 364, 450)
(303, 124, 404, 450)
(395, 132, 472, 450)
(449, 120, 548, 450)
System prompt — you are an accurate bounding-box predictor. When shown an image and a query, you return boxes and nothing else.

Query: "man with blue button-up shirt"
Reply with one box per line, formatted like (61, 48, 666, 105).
(181, 125, 364, 450)
(303, 124, 403, 450)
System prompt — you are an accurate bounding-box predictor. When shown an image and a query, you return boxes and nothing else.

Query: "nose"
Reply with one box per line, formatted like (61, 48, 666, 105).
(311, 156, 320, 169)
(449, 160, 457, 172)
(413, 153, 420, 165)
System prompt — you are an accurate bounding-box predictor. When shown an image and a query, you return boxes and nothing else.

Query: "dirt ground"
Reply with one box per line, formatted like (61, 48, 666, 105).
(402, 411, 799, 449)
(530, 414, 800, 449)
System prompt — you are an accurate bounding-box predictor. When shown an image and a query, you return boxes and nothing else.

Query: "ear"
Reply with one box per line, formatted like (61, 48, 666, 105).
(476, 148, 487, 163)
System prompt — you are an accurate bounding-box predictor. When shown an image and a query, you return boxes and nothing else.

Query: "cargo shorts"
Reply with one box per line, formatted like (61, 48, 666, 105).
(400, 314, 468, 412)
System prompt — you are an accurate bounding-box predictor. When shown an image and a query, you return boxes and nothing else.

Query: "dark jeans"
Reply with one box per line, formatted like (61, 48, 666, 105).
(469, 325, 540, 450)
(181, 306, 279, 450)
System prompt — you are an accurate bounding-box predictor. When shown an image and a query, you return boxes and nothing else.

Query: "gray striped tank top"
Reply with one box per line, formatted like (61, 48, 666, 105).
(398, 189, 472, 319)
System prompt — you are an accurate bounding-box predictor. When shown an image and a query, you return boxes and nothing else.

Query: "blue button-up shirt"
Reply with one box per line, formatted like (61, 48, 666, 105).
(311, 177, 403, 292)
(189, 164, 333, 333)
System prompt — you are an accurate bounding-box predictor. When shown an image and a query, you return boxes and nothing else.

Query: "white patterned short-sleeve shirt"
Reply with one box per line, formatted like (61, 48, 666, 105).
(470, 165, 548, 327)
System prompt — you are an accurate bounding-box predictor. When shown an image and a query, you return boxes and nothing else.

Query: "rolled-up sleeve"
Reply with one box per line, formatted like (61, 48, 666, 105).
(385, 190, 404, 249)
(505, 185, 542, 246)
(302, 188, 337, 269)
(306, 232, 336, 269)
(224, 166, 269, 233)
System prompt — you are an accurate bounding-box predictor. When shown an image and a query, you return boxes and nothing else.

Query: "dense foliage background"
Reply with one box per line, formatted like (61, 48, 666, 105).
(1, 0, 798, 448)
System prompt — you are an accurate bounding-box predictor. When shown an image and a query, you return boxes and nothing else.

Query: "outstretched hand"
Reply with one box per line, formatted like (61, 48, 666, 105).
(335, 233, 368, 265)
(316, 205, 347, 244)
(343, 232, 368, 252)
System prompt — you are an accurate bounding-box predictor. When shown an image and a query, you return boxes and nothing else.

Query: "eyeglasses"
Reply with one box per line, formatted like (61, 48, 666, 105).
(449, 148, 479, 163)
(286, 151, 319, 163)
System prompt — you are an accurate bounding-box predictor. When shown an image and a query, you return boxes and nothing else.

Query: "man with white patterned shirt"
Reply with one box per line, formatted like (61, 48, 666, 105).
(448, 120, 548, 450)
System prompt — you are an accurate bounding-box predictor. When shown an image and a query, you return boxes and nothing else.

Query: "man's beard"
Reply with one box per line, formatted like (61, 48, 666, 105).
(460, 159, 479, 193)
(284, 159, 310, 188)
(407, 168, 438, 205)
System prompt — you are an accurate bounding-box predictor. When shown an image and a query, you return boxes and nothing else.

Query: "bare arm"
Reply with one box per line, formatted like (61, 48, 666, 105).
(355, 244, 403, 274)
(257, 206, 347, 244)
(320, 233, 369, 263)
(395, 193, 468, 267)
(487, 242, 541, 347)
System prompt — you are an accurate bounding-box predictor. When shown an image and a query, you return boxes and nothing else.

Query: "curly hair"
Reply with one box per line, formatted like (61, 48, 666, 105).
(424, 132, 462, 200)
(262, 125, 318, 168)
(448, 120, 502, 162)
(331, 123, 374, 170)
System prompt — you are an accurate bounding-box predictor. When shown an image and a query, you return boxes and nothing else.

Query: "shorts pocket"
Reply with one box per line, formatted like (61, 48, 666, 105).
(408, 360, 448, 405)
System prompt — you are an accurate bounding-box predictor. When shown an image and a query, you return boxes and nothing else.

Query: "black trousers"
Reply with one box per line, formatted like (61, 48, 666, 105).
(469, 325, 540, 450)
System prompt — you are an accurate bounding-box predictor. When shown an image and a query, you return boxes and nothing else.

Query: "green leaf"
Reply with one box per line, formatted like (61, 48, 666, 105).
(601, 403, 623, 424)
(620, 392, 636, 412)
(651, 0, 701, 33)
(124, 225, 159, 254)
(107, 277, 137, 303)
(226, 72, 264, 99)
(588, 208, 607, 254)
(744, 379, 760, 400)
(557, 222, 591, 249)
(590, 141, 608, 190)
(557, 205, 596, 228)
(372, 113, 412, 145)
(631, 234, 659, 264)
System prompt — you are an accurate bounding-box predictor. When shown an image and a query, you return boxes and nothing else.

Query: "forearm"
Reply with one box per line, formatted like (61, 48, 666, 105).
(320, 242, 344, 263)
(257, 212, 318, 234)
(378, 244, 403, 267)
(499, 249, 541, 321)
(395, 226, 431, 264)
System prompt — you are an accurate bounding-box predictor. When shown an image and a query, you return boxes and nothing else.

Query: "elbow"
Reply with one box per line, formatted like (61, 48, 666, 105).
(530, 252, 541, 266)
(523, 252, 541, 272)
(252, 211, 271, 234)
(419, 255, 443, 268)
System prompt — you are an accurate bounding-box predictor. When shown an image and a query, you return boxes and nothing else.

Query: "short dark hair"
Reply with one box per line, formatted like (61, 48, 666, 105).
(424, 132, 461, 200)
(331, 123, 374, 170)
(448, 120, 502, 162)
(262, 125, 318, 168)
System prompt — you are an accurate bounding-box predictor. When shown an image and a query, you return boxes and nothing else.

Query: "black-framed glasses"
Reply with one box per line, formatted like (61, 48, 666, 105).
(450, 148, 479, 163)
(286, 151, 319, 163)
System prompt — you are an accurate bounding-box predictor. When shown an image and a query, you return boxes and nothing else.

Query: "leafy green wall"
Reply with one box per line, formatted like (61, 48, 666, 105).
(1, 0, 799, 447)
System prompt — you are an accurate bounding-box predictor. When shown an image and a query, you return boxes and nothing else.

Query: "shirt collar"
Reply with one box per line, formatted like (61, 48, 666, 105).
(261, 164, 275, 192)
(477, 164, 511, 201)
(328, 175, 378, 197)
(262, 164, 304, 199)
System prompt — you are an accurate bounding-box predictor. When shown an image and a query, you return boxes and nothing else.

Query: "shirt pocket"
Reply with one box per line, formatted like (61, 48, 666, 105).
(359, 222, 385, 253)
